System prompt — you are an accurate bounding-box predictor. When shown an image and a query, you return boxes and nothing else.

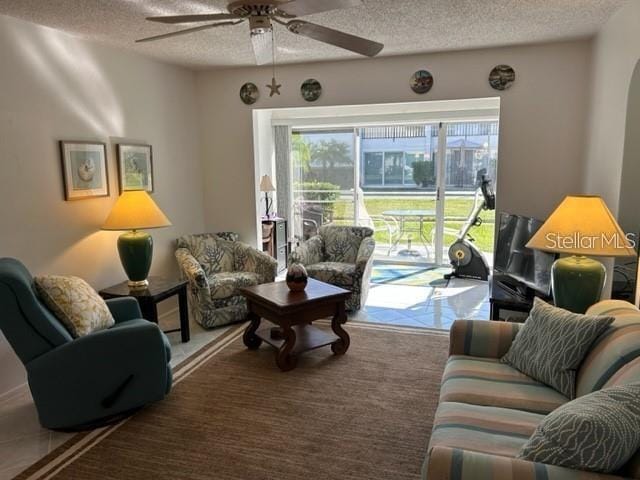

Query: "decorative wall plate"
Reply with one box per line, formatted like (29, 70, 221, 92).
(489, 65, 516, 91)
(240, 82, 260, 105)
(301, 79, 322, 102)
(410, 70, 434, 94)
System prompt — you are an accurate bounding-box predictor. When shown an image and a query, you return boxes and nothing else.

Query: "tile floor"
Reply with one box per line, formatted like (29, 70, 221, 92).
(0, 274, 489, 479)
(354, 276, 490, 329)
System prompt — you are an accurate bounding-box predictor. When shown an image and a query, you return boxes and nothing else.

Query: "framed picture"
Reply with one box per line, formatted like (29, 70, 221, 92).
(117, 144, 154, 193)
(59, 141, 109, 201)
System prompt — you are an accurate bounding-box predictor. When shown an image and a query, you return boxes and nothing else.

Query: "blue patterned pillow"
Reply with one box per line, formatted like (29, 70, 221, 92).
(501, 298, 614, 398)
(519, 383, 640, 473)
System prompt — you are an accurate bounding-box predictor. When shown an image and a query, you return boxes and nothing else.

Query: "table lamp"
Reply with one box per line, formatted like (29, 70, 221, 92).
(526, 195, 635, 313)
(260, 175, 276, 218)
(102, 191, 172, 289)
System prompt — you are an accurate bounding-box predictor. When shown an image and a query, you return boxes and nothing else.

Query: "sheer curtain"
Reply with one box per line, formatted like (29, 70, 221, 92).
(273, 125, 294, 240)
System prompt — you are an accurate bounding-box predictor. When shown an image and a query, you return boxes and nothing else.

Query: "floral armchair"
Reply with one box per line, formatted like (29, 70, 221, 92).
(175, 232, 277, 328)
(289, 225, 375, 311)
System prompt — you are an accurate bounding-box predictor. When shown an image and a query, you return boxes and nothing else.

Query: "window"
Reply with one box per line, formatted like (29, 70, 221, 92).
(383, 152, 403, 185)
(363, 152, 383, 185)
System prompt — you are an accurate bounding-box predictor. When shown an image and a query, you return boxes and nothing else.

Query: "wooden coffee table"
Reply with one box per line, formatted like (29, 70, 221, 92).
(239, 279, 351, 372)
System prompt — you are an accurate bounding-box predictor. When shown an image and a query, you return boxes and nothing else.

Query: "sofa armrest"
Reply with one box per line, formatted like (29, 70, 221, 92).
(290, 235, 324, 266)
(586, 299, 640, 317)
(26, 320, 170, 429)
(175, 248, 209, 290)
(449, 319, 521, 359)
(234, 242, 278, 283)
(106, 297, 142, 323)
(424, 446, 624, 480)
(355, 237, 376, 277)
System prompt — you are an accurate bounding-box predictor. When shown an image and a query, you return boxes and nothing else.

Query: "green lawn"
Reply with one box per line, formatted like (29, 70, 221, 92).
(331, 195, 495, 253)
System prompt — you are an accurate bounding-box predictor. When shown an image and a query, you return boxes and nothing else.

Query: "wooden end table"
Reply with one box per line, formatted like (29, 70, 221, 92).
(239, 279, 351, 372)
(99, 277, 190, 343)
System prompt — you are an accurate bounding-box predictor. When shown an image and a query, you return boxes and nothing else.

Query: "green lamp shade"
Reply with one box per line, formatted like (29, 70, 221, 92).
(117, 231, 153, 288)
(552, 256, 606, 314)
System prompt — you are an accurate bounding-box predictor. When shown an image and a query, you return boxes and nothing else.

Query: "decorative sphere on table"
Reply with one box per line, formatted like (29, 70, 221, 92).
(286, 263, 308, 291)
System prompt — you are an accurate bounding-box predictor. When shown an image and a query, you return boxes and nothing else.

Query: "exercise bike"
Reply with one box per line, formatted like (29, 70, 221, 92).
(444, 169, 496, 281)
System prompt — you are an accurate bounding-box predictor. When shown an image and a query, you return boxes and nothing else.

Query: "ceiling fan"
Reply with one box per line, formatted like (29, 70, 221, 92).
(136, 0, 384, 65)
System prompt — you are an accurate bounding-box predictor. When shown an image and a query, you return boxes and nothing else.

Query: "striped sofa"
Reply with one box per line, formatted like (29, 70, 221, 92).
(423, 300, 640, 480)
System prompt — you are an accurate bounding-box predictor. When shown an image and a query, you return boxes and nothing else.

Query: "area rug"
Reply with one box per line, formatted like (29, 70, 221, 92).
(17, 322, 449, 480)
(372, 264, 451, 287)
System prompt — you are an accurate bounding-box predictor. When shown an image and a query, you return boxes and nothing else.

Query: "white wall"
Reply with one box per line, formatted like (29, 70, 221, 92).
(618, 62, 640, 237)
(196, 40, 593, 245)
(584, 1, 640, 211)
(0, 15, 205, 396)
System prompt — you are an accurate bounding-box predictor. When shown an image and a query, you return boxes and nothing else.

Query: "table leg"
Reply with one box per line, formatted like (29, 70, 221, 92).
(276, 325, 298, 372)
(178, 287, 190, 343)
(243, 312, 263, 350)
(331, 302, 350, 355)
(490, 301, 500, 321)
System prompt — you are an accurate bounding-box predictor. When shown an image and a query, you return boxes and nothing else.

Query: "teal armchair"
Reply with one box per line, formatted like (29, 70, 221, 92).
(0, 258, 172, 430)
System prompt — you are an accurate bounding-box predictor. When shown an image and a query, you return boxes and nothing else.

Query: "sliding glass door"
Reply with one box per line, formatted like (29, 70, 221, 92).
(291, 129, 356, 241)
(289, 120, 498, 266)
(437, 121, 499, 266)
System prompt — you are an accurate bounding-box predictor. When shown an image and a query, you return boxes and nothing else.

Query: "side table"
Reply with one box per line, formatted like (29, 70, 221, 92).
(99, 276, 190, 343)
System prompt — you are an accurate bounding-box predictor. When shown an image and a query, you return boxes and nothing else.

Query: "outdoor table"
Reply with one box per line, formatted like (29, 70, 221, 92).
(381, 209, 436, 254)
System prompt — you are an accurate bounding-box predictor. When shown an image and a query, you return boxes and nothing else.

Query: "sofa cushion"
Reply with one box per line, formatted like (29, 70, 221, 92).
(319, 225, 373, 264)
(501, 298, 614, 399)
(441, 356, 568, 414)
(576, 317, 640, 397)
(519, 383, 640, 473)
(34, 275, 114, 338)
(429, 401, 545, 459)
(176, 234, 235, 276)
(208, 272, 260, 300)
(305, 262, 355, 287)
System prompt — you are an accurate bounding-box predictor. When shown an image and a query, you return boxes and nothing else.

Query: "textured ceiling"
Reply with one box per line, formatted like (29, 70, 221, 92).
(0, 0, 627, 69)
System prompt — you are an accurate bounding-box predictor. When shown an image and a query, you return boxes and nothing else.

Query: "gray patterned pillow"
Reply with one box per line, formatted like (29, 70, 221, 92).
(519, 383, 640, 473)
(501, 298, 614, 398)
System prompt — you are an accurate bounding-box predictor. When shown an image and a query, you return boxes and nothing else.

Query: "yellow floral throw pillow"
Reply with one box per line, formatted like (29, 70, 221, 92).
(34, 275, 114, 337)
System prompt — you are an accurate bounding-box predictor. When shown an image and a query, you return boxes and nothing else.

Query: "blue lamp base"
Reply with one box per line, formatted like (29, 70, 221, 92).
(552, 256, 606, 314)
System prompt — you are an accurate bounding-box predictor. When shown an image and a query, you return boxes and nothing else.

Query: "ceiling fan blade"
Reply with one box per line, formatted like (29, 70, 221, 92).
(278, 0, 362, 17)
(286, 20, 383, 57)
(136, 20, 243, 43)
(251, 31, 273, 66)
(146, 13, 242, 24)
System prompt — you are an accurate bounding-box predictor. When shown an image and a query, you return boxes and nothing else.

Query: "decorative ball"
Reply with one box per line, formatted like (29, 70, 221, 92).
(286, 263, 308, 292)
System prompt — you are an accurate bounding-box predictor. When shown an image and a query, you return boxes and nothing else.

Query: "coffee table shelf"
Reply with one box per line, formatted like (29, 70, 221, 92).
(256, 323, 339, 356)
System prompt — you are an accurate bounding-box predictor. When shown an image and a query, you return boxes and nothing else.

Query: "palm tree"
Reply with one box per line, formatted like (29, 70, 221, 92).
(310, 139, 350, 177)
(291, 133, 311, 174)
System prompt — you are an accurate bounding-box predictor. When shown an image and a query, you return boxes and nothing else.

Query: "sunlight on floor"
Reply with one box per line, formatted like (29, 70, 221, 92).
(352, 270, 490, 330)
